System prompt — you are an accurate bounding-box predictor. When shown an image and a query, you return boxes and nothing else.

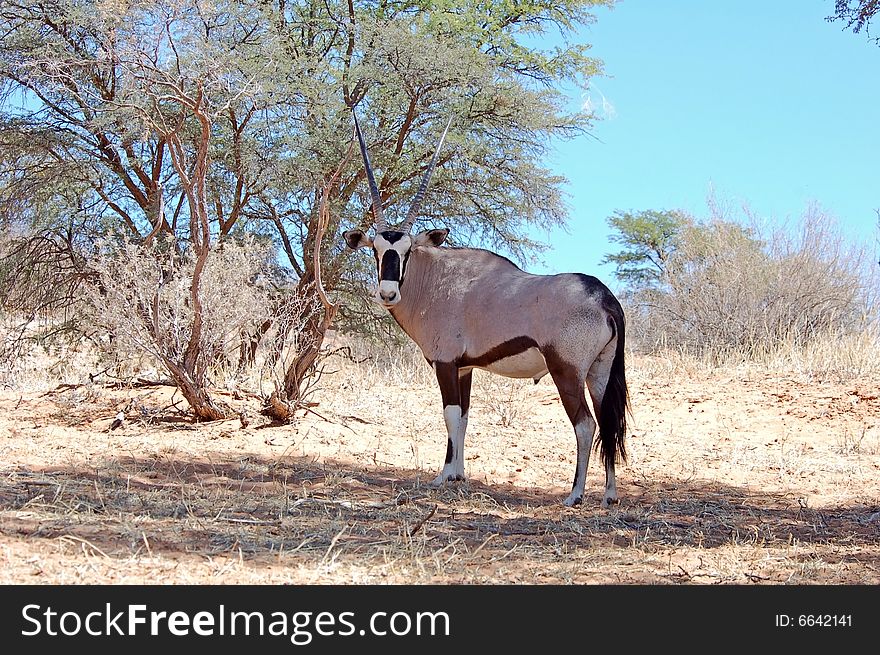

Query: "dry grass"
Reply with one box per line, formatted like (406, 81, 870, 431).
(637, 327, 880, 384)
(1, 337, 879, 585)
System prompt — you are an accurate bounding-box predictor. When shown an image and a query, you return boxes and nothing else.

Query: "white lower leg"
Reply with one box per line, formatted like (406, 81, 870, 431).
(432, 405, 467, 485)
(602, 460, 618, 508)
(563, 418, 594, 507)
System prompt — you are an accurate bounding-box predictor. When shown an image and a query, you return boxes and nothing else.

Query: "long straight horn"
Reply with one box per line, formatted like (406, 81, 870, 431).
(400, 114, 453, 233)
(353, 111, 387, 232)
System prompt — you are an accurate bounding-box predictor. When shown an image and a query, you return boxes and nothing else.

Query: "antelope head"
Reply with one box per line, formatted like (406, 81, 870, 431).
(343, 111, 451, 307)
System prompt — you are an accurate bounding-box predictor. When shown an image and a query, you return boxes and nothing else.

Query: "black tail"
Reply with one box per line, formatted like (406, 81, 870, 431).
(598, 299, 629, 468)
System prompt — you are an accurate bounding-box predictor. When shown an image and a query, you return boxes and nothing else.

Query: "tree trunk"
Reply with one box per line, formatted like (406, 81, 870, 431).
(261, 281, 332, 423)
(261, 307, 331, 423)
(282, 304, 333, 401)
(164, 359, 228, 421)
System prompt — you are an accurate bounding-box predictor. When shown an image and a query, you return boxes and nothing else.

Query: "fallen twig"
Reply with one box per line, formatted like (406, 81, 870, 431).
(215, 516, 282, 526)
(408, 504, 438, 538)
(320, 525, 348, 565)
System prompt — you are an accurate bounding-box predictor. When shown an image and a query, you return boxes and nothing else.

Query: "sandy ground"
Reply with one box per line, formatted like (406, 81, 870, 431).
(0, 352, 878, 584)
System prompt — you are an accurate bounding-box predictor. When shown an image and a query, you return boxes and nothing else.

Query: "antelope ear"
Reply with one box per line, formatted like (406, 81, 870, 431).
(342, 229, 372, 250)
(413, 228, 449, 249)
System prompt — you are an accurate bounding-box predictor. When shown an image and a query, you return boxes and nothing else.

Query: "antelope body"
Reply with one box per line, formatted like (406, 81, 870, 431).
(343, 113, 629, 507)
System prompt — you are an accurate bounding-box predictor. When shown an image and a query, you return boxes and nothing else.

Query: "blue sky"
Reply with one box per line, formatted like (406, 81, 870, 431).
(529, 0, 880, 287)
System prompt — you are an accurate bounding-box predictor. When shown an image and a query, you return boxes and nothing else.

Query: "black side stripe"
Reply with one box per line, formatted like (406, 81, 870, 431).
(455, 336, 539, 368)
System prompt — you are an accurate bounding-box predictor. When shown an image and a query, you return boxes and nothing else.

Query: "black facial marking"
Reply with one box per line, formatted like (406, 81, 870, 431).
(400, 250, 411, 287)
(456, 336, 539, 368)
(445, 438, 454, 464)
(380, 230, 406, 244)
(380, 249, 401, 281)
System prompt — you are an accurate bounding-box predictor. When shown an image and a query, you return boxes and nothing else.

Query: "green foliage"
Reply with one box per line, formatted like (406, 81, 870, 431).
(0, 0, 616, 294)
(602, 209, 690, 289)
(670, 220, 766, 280)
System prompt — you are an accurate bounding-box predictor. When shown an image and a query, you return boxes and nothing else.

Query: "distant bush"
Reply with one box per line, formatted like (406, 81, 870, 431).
(610, 203, 877, 361)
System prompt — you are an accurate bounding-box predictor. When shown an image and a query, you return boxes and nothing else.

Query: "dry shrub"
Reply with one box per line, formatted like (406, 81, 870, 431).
(0, 225, 93, 321)
(83, 237, 274, 382)
(335, 334, 436, 388)
(0, 226, 96, 379)
(1, 229, 330, 415)
(255, 286, 325, 402)
(0, 315, 102, 389)
(633, 205, 877, 370)
(749, 327, 880, 381)
(81, 235, 329, 412)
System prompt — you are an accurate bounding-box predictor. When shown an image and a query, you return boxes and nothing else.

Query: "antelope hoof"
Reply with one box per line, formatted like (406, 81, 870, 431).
(562, 493, 583, 507)
(430, 473, 465, 487)
(601, 494, 619, 509)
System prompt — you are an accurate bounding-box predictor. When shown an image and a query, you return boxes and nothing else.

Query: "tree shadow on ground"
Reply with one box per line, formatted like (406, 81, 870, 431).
(2, 451, 877, 569)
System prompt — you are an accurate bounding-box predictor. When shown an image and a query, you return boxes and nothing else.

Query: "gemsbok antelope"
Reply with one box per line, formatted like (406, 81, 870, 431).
(342, 112, 629, 507)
